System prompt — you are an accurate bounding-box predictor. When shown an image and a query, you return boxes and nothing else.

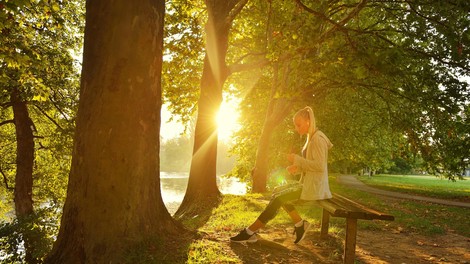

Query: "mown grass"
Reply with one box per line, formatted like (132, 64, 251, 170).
(358, 174, 470, 201)
(182, 173, 470, 263)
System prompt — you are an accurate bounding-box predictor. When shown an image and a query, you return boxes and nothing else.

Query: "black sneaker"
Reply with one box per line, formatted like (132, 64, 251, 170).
(230, 229, 258, 243)
(293, 220, 310, 244)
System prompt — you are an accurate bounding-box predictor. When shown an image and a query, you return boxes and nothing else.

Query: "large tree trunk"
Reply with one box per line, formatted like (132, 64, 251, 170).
(45, 1, 180, 263)
(252, 98, 291, 193)
(175, 0, 247, 219)
(11, 87, 37, 263)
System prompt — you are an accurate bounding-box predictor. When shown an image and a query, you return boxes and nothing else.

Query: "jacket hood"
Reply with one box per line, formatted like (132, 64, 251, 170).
(315, 130, 333, 149)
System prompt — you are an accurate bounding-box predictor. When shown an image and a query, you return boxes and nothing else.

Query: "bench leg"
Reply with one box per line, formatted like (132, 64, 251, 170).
(343, 218, 357, 264)
(320, 208, 330, 239)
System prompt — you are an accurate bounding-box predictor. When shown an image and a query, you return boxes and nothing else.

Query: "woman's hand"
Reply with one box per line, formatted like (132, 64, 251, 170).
(287, 153, 296, 163)
(286, 165, 298, 175)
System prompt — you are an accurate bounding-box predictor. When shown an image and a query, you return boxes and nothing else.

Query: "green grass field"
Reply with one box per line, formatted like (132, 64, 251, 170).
(357, 174, 470, 201)
(329, 174, 470, 237)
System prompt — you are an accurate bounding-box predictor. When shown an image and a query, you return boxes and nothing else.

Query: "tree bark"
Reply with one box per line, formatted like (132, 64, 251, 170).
(252, 98, 291, 193)
(175, 0, 247, 218)
(11, 87, 36, 263)
(11, 88, 34, 218)
(46, 1, 179, 263)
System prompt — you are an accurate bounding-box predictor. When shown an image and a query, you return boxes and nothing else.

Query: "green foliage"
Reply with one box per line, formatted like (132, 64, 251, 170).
(0, 207, 60, 263)
(227, 0, 470, 181)
(0, 0, 83, 207)
(387, 157, 415, 175)
(163, 0, 205, 125)
(0, 3, 82, 262)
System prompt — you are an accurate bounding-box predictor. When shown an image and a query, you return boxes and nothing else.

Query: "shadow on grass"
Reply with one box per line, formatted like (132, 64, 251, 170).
(230, 239, 294, 264)
(229, 229, 344, 264)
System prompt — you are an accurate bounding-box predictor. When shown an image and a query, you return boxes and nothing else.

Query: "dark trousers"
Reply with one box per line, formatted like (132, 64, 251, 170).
(258, 189, 302, 224)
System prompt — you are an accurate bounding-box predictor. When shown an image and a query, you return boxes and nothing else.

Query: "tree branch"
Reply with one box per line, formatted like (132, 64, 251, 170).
(50, 99, 71, 122)
(1, 102, 12, 108)
(227, 0, 249, 24)
(294, 0, 369, 42)
(228, 45, 315, 74)
(0, 120, 14, 127)
(373, 32, 470, 72)
(0, 167, 14, 191)
(404, 0, 450, 30)
(336, 0, 369, 27)
(33, 105, 65, 131)
(228, 58, 270, 74)
(294, 0, 342, 28)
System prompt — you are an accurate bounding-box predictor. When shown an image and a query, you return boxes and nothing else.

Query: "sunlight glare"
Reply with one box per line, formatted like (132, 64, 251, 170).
(216, 96, 241, 143)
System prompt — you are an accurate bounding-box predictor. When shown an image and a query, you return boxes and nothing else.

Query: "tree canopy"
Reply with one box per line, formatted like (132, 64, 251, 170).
(224, 0, 470, 182)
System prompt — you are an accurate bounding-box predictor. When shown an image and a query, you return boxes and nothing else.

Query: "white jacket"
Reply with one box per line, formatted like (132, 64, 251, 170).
(293, 130, 333, 200)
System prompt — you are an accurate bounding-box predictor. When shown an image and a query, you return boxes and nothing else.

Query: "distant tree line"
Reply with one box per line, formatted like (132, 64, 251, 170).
(160, 136, 236, 175)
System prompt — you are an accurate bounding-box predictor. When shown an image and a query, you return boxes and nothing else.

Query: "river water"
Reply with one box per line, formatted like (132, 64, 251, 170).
(160, 171, 246, 214)
(0, 172, 244, 220)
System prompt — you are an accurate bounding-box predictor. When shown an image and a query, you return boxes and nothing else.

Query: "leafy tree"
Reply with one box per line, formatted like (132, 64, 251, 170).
(0, 0, 83, 262)
(162, 0, 205, 125)
(358, 0, 470, 178)
(231, 0, 469, 188)
(45, 1, 185, 263)
(174, 0, 249, 219)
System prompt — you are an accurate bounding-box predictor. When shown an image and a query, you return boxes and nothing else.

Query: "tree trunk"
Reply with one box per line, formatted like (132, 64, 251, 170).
(175, 0, 246, 219)
(252, 98, 291, 193)
(45, 1, 180, 263)
(11, 87, 36, 263)
(251, 124, 273, 193)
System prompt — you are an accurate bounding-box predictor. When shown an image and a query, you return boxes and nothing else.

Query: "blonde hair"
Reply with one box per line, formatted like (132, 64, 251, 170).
(294, 106, 316, 151)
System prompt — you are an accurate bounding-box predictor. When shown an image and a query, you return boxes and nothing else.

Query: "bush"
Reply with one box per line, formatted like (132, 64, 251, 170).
(0, 207, 60, 263)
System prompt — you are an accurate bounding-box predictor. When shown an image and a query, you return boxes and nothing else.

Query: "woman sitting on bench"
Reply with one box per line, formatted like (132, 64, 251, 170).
(230, 106, 333, 244)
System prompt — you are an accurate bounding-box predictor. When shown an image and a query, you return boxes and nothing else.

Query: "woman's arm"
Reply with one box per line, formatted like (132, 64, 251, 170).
(293, 137, 328, 174)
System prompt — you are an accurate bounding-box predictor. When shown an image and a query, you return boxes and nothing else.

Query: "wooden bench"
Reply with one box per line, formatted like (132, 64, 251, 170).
(313, 193, 395, 264)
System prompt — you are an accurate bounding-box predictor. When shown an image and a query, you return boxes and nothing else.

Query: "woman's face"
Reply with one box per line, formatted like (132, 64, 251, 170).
(294, 116, 310, 135)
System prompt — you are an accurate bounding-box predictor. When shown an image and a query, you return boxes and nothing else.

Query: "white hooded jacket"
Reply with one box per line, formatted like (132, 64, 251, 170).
(293, 130, 333, 200)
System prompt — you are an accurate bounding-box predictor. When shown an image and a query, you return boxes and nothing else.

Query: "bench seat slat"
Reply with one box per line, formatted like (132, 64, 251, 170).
(333, 194, 395, 221)
(316, 200, 363, 218)
(315, 193, 394, 221)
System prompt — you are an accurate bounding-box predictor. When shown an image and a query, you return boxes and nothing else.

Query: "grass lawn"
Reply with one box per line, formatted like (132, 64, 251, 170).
(357, 174, 470, 201)
(329, 174, 470, 237)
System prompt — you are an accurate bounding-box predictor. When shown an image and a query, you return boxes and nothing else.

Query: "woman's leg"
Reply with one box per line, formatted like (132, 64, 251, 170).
(247, 219, 265, 232)
(247, 208, 301, 234)
(284, 207, 302, 224)
(252, 189, 302, 231)
(231, 189, 304, 243)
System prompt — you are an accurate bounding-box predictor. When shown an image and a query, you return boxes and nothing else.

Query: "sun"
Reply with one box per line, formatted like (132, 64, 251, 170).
(216, 96, 241, 143)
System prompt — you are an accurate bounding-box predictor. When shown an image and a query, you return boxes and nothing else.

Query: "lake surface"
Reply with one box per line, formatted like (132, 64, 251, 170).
(160, 171, 246, 214)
